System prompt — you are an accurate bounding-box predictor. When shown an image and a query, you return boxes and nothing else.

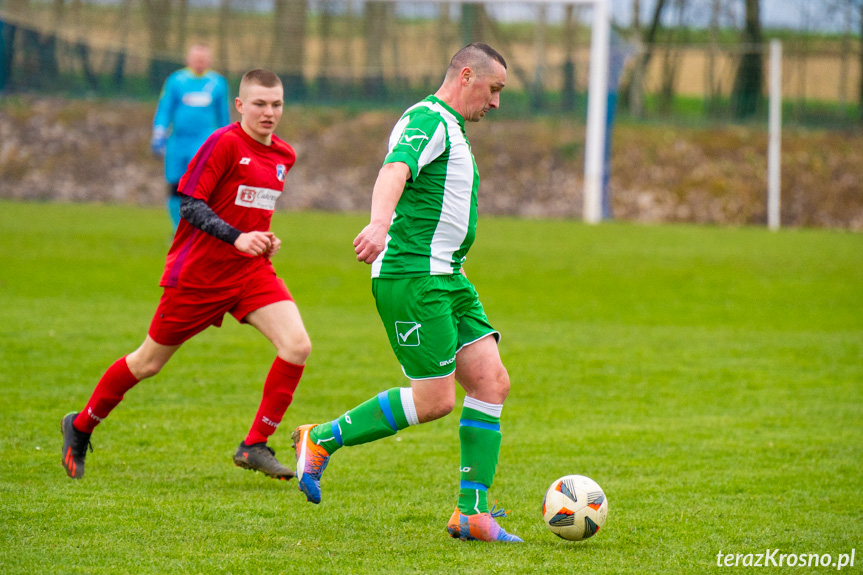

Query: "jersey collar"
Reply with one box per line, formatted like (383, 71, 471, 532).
(426, 95, 465, 128)
(184, 67, 211, 78)
(235, 121, 278, 147)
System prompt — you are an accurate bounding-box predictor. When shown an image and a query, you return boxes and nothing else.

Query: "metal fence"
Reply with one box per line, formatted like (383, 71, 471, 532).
(0, 0, 860, 127)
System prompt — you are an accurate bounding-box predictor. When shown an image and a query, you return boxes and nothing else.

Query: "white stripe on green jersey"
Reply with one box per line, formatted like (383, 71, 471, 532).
(371, 95, 480, 278)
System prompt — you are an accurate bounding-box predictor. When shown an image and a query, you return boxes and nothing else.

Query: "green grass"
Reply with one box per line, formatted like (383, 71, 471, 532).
(1, 201, 861, 574)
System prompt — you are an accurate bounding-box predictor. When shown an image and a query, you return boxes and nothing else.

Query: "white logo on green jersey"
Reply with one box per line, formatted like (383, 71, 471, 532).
(399, 128, 429, 152)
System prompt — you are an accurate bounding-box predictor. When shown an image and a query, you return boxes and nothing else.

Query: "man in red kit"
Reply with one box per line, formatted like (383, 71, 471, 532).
(61, 69, 310, 481)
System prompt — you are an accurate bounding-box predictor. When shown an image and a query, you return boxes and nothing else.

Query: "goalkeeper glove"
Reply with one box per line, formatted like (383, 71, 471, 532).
(151, 127, 167, 157)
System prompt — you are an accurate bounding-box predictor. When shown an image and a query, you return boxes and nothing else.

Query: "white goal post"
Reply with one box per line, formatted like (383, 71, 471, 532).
(768, 39, 782, 231)
(473, 0, 611, 224)
(578, 0, 611, 225)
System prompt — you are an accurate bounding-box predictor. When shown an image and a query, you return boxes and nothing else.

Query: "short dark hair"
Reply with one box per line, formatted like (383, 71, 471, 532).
(447, 42, 507, 79)
(240, 69, 283, 95)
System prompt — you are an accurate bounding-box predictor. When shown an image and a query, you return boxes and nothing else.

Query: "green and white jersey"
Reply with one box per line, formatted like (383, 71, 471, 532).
(371, 95, 480, 278)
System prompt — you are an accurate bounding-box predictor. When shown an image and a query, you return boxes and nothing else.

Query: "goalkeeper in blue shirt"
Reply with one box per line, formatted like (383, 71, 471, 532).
(151, 44, 230, 231)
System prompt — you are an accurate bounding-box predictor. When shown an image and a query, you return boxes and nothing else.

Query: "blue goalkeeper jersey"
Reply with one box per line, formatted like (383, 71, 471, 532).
(154, 68, 229, 183)
(153, 68, 229, 141)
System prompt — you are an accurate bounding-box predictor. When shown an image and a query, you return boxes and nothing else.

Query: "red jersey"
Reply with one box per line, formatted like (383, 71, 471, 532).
(161, 123, 296, 289)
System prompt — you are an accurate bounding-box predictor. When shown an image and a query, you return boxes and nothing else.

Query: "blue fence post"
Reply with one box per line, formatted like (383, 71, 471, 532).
(602, 89, 618, 220)
(0, 19, 7, 92)
(601, 33, 637, 221)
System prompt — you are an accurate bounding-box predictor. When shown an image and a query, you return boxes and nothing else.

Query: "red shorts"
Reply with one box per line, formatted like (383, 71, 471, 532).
(148, 266, 293, 346)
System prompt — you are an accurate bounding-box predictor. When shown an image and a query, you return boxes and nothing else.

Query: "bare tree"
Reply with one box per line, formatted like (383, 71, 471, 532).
(40, 0, 64, 79)
(561, 4, 578, 111)
(176, 0, 189, 55)
(625, 0, 669, 117)
(144, 0, 173, 91)
(858, 1, 863, 113)
(836, 0, 863, 113)
(732, 0, 762, 119)
(363, 1, 388, 98)
(437, 3, 454, 70)
(460, 4, 491, 45)
(316, 0, 334, 98)
(704, 0, 721, 114)
(658, 0, 689, 115)
(792, 0, 812, 122)
(10, 0, 44, 88)
(1, 0, 31, 89)
(531, 4, 548, 110)
(216, 0, 231, 76)
(70, 0, 99, 91)
(272, 0, 307, 99)
(838, 0, 852, 108)
(342, 0, 359, 90)
(112, 0, 133, 87)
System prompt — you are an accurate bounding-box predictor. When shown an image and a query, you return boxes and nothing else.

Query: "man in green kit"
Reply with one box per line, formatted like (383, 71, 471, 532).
(292, 42, 522, 543)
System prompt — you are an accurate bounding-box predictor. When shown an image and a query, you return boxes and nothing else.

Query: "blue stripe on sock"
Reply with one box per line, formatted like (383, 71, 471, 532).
(331, 419, 343, 446)
(459, 418, 500, 432)
(377, 391, 398, 431)
(460, 480, 488, 491)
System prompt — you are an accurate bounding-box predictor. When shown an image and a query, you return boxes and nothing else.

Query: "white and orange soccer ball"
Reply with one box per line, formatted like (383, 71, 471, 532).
(542, 475, 608, 541)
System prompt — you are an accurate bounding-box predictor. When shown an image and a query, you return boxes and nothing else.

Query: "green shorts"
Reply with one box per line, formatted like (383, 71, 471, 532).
(372, 274, 500, 380)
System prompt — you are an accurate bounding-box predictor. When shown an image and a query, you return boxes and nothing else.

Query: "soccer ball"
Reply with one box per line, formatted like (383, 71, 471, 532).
(542, 475, 608, 541)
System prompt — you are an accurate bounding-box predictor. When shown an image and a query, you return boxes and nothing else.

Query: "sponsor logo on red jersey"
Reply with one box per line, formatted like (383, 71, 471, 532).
(235, 185, 281, 210)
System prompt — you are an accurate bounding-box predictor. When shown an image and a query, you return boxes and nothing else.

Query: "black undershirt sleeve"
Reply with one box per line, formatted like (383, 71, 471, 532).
(179, 194, 243, 246)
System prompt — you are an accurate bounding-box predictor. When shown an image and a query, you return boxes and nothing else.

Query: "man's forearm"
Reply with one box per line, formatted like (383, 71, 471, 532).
(179, 194, 242, 245)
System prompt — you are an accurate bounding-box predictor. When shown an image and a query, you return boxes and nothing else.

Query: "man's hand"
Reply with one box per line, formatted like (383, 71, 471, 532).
(234, 231, 275, 256)
(264, 235, 282, 259)
(353, 162, 410, 265)
(353, 222, 388, 264)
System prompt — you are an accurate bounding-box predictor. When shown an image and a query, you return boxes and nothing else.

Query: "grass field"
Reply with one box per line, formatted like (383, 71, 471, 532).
(1, 201, 861, 574)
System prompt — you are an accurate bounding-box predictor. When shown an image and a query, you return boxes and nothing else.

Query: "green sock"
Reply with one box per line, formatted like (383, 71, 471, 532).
(311, 388, 413, 454)
(457, 404, 502, 515)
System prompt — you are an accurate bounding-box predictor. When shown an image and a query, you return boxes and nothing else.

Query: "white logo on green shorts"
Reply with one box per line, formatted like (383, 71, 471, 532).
(395, 321, 422, 346)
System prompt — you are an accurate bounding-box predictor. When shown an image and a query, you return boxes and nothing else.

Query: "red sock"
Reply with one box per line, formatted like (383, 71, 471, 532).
(74, 356, 140, 434)
(244, 358, 304, 445)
